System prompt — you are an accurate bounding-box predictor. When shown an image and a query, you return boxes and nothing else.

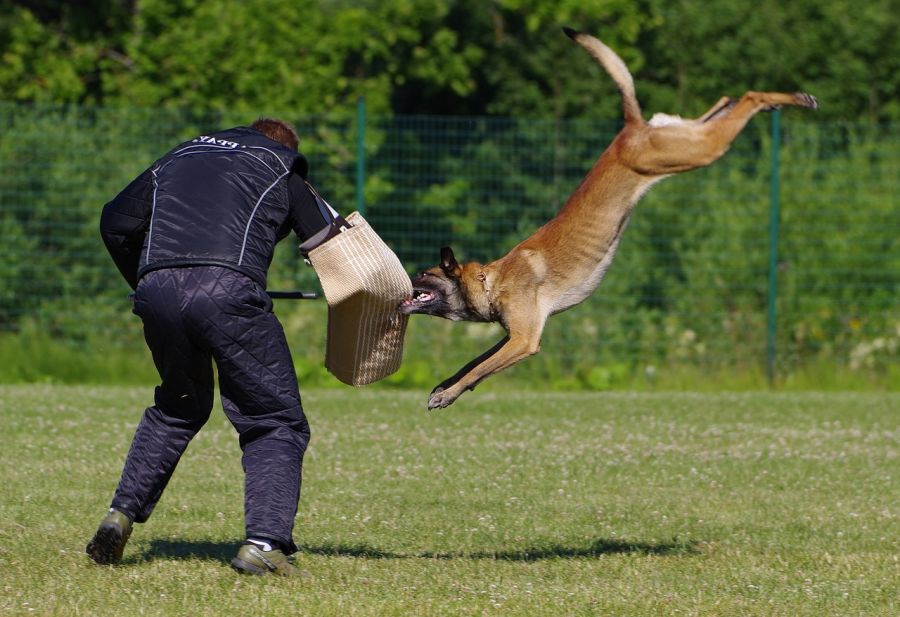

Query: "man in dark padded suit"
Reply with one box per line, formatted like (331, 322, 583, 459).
(89, 118, 343, 577)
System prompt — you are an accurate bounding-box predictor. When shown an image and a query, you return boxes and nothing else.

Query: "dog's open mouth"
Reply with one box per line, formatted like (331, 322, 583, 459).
(399, 288, 438, 314)
(402, 290, 434, 307)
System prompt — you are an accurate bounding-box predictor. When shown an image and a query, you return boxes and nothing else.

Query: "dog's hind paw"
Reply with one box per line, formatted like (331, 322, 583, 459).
(794, 92, 818, 109)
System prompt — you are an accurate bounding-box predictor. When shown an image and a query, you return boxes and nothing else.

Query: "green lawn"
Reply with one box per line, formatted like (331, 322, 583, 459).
(0, 386, 897, 616)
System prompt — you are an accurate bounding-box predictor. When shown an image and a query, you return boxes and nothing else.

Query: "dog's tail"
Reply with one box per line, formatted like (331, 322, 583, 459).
(563, 28, 643, 126)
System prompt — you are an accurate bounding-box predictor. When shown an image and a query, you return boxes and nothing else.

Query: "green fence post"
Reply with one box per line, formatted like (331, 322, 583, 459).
(355, 96, 366, 216)
(766, 110, 782, 386)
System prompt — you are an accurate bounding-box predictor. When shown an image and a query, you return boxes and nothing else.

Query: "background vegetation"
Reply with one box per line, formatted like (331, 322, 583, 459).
(2, 0, 898, 121)
(0, 1, 897, 390)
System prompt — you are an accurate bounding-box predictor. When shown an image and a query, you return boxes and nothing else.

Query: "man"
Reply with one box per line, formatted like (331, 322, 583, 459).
(89, 118, 340, 577)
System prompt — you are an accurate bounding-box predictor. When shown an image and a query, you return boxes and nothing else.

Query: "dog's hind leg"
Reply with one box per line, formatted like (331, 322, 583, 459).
(697, 96, 735, 123)
(637, 91, 817, 174)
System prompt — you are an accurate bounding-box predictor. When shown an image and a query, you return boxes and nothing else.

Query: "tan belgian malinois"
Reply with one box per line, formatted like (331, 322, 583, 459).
(399, 28, 817, 409)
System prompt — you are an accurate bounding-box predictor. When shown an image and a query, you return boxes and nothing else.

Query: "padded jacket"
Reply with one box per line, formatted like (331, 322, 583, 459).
(100, 127, 309, 290)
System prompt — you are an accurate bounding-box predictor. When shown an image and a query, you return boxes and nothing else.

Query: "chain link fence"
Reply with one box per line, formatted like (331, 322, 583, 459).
(1, 102, 897, 387)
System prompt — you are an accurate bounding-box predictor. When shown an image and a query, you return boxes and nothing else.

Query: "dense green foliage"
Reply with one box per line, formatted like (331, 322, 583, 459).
(2, 0, 898, 121)
(1, 103, 897, 388)
(1, 1, 897, 388)
(2, 385, 898, 614)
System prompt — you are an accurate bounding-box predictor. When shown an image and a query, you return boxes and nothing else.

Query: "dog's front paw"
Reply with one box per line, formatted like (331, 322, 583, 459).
(427, 385, 459, 410)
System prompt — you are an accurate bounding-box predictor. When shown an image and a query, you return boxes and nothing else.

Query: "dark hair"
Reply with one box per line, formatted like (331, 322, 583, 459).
(250, 118, 299, 151)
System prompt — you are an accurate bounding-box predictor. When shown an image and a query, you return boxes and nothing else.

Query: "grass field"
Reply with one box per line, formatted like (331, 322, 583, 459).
(0, 385, 897, 616)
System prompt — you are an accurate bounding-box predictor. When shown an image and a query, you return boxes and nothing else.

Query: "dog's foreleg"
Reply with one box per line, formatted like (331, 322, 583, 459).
(428, 333, 541, 409)
(428, 335, 510, 407)
(427, 313, 545, 410)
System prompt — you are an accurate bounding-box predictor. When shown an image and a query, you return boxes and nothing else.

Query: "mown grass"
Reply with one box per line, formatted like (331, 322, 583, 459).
(0, 386, 897, 616)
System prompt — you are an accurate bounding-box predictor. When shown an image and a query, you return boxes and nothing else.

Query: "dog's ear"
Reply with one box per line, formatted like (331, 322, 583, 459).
(440, 246, 459, 276)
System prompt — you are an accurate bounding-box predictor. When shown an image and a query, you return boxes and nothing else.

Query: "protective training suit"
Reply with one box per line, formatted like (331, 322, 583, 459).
(100, 126, 329, 552)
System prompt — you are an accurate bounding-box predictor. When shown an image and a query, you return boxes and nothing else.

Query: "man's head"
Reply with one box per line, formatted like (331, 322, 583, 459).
(251, 118, 299, 151)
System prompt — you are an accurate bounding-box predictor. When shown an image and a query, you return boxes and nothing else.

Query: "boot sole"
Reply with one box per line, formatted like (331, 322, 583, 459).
(86, 524, 125, 565)
(230, 556, 269, 575)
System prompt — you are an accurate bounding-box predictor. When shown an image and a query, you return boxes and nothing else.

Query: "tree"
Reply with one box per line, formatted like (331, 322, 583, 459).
(390, 0, 658, 120)
(1, 0, 897, 121)
(0, 1, 133, 102)
(637, 0, 900, 122)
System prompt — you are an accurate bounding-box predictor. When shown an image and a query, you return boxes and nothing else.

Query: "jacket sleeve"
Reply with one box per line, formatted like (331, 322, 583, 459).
(100, 168, 154, 289)
(286, 172, 337, 241)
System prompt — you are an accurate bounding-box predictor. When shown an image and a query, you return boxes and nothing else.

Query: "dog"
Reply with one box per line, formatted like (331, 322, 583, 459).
(399, 28, 817, 409)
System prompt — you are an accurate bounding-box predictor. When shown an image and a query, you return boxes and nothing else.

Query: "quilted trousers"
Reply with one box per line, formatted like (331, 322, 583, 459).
(110, 266, 310, 553)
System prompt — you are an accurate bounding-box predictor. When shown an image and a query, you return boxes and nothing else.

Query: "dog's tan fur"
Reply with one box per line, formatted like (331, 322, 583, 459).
(400, 28, 817, 409)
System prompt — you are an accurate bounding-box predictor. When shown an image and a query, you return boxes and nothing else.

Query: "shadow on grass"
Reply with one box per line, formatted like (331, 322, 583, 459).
(124, 537, 699, 565)
(302, 538, 700, 561)
(124, 539, 239, 564)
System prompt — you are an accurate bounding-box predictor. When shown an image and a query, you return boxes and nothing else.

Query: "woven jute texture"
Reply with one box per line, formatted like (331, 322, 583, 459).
(307, 212, 412, 386)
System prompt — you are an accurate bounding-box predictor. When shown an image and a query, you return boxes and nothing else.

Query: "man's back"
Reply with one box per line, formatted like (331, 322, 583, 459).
(100, 126, 307, 290)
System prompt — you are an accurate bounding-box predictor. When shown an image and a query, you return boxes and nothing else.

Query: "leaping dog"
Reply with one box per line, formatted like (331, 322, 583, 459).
(400, 28, 817, 409)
